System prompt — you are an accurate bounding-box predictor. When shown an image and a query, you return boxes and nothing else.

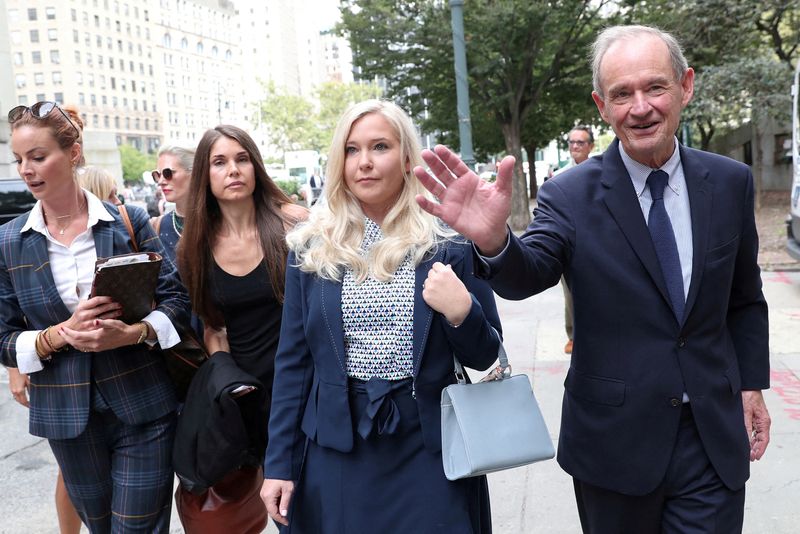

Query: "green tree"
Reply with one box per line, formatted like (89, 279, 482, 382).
(119, 143, 156, 183)
(255, 81, 318, 157)
(341, 0, 610, 229)
(315, 81, 383, 153)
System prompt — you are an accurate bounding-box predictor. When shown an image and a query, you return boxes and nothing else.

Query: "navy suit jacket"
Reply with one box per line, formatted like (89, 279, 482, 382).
(484, 140, 769, 495)
(264, 240, 502, 481)
(0, 203, 191, 439)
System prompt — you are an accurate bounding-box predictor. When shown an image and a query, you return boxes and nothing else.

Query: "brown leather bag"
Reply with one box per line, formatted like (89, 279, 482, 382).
(175, 465, 268, 534)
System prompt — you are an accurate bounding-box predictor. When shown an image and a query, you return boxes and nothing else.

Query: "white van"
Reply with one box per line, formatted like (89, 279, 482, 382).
(789, 59, 800, 260)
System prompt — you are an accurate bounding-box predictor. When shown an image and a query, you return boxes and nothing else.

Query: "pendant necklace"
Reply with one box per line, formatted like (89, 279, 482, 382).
(44, 200, 85, 236)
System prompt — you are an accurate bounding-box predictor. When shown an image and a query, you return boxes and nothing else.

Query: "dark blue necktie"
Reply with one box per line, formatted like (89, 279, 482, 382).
(647, 170, 684, 321)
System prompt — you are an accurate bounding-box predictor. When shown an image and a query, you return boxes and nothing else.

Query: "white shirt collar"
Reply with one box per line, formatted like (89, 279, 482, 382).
(618, 137, 683, 198)
(21, 189, 116, 234)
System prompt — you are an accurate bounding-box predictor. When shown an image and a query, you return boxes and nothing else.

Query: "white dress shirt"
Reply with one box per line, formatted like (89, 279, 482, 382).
(16, 190, 180, 374)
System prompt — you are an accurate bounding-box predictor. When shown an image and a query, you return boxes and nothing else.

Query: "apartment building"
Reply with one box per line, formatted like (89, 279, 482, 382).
(4, 0, 352, 155)
(7, 0, 164, 151)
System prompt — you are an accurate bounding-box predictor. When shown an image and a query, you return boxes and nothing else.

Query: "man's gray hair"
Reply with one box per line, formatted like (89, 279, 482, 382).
(591, 25, 688, 97)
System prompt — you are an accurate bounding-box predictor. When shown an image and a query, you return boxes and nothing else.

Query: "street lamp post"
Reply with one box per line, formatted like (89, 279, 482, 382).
(449, 0, 475, 169)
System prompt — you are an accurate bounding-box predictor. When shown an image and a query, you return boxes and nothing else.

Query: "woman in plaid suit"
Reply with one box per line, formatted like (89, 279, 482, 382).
(0, 102, 191, 533)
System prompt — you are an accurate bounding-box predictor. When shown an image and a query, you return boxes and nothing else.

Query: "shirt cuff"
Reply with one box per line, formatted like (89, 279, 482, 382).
(16, 331, 44, 374)
(143, 310, 181, 349)
(474, 230, 511, 267)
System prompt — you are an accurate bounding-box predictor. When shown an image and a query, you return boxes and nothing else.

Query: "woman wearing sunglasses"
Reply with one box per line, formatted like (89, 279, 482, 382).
(0, 101, 191, 532)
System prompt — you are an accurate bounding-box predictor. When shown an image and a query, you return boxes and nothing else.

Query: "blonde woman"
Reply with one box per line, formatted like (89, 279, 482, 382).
(78, 166, 120, 205)
(261, 100, 501, 533)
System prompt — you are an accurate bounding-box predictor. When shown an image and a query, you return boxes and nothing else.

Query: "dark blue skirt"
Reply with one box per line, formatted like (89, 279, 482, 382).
(284, 377, 491, 534)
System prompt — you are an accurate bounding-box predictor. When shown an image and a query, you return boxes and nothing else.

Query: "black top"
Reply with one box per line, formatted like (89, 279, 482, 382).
(210, 260, 282, 398)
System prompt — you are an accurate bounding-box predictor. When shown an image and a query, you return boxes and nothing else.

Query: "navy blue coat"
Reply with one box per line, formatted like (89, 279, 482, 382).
(0, 203, 191, 439)
(265, 240, 502, 481)
(484, 139, 769, 495)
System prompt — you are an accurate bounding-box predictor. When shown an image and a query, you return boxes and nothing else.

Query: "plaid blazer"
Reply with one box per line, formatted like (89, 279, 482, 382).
(0, 203, 191, 439)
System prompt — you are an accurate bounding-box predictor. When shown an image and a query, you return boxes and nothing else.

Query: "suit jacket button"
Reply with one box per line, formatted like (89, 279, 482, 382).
(678, 337, 686, 348)
(670, 397, 681, 407)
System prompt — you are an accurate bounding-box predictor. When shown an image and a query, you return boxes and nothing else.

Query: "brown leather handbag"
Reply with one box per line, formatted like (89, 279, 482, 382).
(175, 465, 268, 534)
(118, 205, 209, 400)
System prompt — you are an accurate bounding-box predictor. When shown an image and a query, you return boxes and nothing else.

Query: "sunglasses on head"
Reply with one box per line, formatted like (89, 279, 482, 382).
(7, 101, 80, 137)
(152, 168, 176, 181)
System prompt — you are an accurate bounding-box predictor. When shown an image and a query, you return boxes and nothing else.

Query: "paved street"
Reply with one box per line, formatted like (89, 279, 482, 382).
(1, 271, 798, 533)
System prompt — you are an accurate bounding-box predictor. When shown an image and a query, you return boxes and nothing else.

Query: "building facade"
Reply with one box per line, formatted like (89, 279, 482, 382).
(4, 0, 353, 156)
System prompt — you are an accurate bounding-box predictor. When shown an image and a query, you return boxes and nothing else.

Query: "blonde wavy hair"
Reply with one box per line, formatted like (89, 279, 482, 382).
(78, 166, 117, 202)
(287, 99, 455, 282)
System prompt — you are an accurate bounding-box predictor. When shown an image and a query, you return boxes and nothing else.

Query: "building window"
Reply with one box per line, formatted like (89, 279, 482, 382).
(28, 8, 37, 21)
(181, 37, 188, 50)
(38, 94, 47, 102)
(90, 94, 96, 105)
(34, 73, 45, 86)
(32, 51, 42, 64)
(71, 8, 77, 22)
(76, 72, 83, 85)
(46, 7, 56, 20)
(115, 117, 120, 128)
(52, 71, 62, 85)
(104, 115, 110, 128)
(18, 95, 29, 105)
(30, 30, 40, 43)
(54, 92, 64, 104)
(48, 29, 58, 41)
(79, 93, 85, 105)
(13, 53, 23, 66)
(74, 50, 81, 63)
(93, 114, 99, 127)
(196, 42, 203, 54)
(50, 50, 60, 64)
(15, 74, 26, 89)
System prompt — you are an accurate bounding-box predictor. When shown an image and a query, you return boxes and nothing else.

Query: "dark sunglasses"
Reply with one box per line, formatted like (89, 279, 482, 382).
(7, 101, 80, 136)
(152, 168, 176, 180)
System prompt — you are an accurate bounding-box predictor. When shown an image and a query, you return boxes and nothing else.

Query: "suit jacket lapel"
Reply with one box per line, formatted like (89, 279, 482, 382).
(601, 140, 673, 309)
(92, 218, 116, 259)
(320, 277, 348, 374)
(680, 146, 712, 324)
(20, 229, 72, 321)
(412, 248, 443, 377)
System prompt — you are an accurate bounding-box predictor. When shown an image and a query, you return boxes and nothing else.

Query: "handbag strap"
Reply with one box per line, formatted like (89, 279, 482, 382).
(453, 327, 509, 385)
(118, 204, 139, 252)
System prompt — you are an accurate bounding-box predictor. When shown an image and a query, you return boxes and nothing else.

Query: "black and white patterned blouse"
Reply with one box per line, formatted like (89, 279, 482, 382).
(343, 218, 415, 380)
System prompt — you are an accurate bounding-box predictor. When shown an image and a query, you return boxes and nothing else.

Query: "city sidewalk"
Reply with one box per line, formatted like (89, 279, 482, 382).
(1, 273, 798, 533)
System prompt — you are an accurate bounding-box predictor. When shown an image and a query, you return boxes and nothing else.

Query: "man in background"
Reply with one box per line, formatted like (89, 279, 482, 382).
(555, 126, 595, 353)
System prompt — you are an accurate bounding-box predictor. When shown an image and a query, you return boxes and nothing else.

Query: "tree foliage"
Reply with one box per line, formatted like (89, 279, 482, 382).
(256, 81, 318, 157)
(253, 80, 383, 157)
(119, 143, 156, 183)
(340, 0, 609, 229)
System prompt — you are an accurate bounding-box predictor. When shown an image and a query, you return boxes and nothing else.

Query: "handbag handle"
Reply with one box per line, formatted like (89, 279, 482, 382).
(118, 204, 139, 252)
(452, 327, 510, 385)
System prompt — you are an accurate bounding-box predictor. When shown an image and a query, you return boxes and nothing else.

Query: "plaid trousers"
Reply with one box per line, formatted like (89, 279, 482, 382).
(48, 391, 176, 533)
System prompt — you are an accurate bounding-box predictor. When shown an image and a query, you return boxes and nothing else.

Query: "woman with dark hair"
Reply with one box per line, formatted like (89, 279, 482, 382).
(0, 101, 190, 532)
(175, 125, 306, 531)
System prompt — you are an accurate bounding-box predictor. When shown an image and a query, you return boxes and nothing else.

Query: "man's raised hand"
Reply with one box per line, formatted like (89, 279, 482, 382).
(413, 145, 515, 256)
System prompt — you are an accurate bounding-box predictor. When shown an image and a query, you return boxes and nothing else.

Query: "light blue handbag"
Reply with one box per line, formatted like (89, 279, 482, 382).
(440, 337, 555, 480)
